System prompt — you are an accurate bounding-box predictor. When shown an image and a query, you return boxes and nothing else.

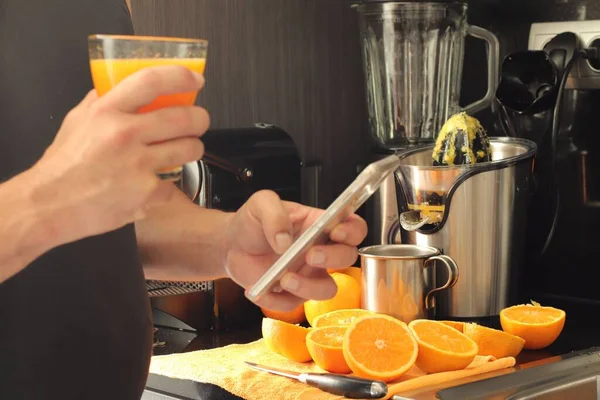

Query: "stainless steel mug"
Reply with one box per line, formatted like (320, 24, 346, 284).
(359, 244, 459, 323)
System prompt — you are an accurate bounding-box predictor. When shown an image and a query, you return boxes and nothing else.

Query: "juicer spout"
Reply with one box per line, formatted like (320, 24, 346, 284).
(399, 210, 432, 231)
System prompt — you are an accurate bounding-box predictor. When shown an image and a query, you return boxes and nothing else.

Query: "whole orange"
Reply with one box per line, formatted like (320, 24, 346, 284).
(305, 273, 361, 326)
(260, 303, 306, 324)
(327, 267, 362, 286)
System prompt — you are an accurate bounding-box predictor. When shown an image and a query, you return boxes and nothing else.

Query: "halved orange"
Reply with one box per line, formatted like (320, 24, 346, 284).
(408, 319, 478, 373)
(440, 320, 466, 333)
(342, 314, 418, 382)
(306, 326, 351, 373)
(312, 309, 376, 328)
(261, 318, 312, 362)
(500, 301, 566, 350)
(261, 303, 306, 324)
(463, 323, 525, 358)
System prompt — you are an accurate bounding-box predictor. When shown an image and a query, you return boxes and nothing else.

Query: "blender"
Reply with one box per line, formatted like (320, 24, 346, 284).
(352, 0, 499, 148)
(352, 1, 538, 319)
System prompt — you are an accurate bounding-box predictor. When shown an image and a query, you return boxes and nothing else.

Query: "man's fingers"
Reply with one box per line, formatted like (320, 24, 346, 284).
(304, 244, 359, 269)
(99, 65, 204, 113)
(224, 251, 279, 289)
(329, 214, 368, 246)
(246, 191, 294, 255)
(148, 137, 205, 170)
(279, 268, 337, 301)
(244, 290, 305, 312)
(138, 106, 210, 144)
(282, 201, 367, 246)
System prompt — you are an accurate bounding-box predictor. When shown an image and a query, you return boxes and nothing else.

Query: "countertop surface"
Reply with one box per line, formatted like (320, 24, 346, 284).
(146, 294, 600, 399)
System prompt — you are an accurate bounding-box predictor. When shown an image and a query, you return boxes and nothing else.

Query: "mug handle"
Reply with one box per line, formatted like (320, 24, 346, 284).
(424, 255, 459, 312)
(462, 26, 500, 116)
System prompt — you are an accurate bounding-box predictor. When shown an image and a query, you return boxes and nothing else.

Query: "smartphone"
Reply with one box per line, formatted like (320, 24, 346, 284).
(246, 154, 402, 303)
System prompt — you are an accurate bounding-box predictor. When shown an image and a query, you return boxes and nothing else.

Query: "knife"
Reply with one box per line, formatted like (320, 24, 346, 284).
(244, 361, 388, 399)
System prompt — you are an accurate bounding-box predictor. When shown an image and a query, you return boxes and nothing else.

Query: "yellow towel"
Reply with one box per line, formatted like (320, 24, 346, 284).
(149, 339, 515, 400)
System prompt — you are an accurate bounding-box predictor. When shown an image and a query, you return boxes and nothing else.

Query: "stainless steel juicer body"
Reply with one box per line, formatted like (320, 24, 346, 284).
(394, 138, 537, 317)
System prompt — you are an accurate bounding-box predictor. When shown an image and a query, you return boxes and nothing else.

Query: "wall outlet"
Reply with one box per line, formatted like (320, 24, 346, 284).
(529, 20, 600, 89)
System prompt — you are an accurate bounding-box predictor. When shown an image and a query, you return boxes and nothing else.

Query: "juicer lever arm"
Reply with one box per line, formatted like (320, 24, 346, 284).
(462, 26, 500, 116)
(202, 152, 253, 183)
(179, 153, 252, 206)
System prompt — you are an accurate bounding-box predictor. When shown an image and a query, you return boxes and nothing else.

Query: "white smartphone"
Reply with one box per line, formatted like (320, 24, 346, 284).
(246, 154, 402, 303)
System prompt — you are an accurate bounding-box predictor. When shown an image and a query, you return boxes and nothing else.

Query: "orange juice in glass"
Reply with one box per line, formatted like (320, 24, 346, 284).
(88, 34, 208, 181)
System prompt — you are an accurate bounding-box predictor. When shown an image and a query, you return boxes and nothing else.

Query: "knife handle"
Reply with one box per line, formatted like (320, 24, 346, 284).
(301, 373, 388, 399)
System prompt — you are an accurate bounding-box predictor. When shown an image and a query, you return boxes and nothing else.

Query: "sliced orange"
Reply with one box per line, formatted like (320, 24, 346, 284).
(463, 323, 525, 358)
(306, 326, 351, 373)
(261, 318, 312, 362)
(305, 272, 361, 326)
(440, 321, 466, 333)
(408, 319, 478, 373)
(312, 309, 376, 328)
(261, 303, 306, 324)
(342, 314, 418, 382)
(500, 301, 566, 350)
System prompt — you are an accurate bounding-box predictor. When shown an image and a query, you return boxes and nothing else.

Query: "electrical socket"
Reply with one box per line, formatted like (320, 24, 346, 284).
(528, 20, 600, 89)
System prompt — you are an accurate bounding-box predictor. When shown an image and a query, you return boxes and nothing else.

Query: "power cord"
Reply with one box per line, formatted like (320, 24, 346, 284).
(540, 45, 600, 255)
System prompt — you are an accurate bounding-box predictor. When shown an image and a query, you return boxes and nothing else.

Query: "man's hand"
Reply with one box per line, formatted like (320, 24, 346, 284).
(30, 65, 209, 245)
(223, 191, 368, 311)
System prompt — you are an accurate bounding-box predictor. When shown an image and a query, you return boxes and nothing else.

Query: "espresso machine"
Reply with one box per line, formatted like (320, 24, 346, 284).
(352, 0, 540, 320)
(147, 124, 318, 338)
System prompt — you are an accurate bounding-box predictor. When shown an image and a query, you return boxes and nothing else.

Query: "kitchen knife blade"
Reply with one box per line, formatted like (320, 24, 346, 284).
(244, 361, 388, 399)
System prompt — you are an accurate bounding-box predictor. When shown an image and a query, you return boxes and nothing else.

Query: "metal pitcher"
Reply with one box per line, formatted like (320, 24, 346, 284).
(360, 244, 459, 322)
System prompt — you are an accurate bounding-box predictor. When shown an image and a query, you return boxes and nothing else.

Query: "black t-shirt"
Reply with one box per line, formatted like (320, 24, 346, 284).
(0, 1, 153, 399)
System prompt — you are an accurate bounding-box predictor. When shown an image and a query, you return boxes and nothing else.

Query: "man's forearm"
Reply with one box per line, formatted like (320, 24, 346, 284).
(0, 170, 64, 284)
(136, 186, 234, 282)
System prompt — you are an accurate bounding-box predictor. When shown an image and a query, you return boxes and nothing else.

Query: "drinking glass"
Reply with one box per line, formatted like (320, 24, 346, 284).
(88, 35, 208, 181)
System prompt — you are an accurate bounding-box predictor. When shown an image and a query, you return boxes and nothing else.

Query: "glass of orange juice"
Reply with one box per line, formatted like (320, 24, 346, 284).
(88, 34, 208, 181)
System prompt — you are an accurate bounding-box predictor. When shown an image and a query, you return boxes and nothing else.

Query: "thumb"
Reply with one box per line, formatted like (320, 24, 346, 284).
(246, 190, 294, 255)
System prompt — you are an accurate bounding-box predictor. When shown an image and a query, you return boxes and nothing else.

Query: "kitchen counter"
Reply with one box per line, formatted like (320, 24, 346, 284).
(146, 294, 600, 399)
